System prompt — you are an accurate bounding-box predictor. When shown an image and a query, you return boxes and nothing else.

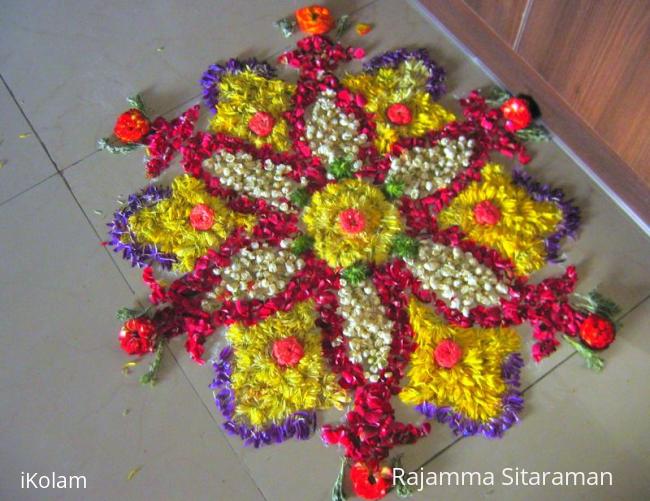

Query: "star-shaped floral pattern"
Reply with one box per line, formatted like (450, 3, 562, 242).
(108, 35, 589, 469)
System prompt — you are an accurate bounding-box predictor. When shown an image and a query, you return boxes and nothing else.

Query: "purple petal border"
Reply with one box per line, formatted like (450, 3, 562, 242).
(200, 58, 276, 114)
(106, 184, 177, 269)
(511, 169, 581, 262)
(415, 353, 525, 438)
(210, 346, 318, 448)
(363, 48, 446, 100)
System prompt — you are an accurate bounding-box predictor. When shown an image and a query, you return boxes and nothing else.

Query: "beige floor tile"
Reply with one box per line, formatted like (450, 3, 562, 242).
(0, 81, 56, 204)
(387, 297, 650, 501)
(0, 176, 263, 501)
(56, 1, 650, 499)
(0, 0, 375, 170)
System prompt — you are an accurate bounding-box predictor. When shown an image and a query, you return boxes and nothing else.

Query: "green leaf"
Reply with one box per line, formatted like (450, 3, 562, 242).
(116, 305, 151, 322)
(335, 15, 351, 39)
(563, 335, 605, 372)
(572, 291, 621, 322)
(291, 234, 314, 255)
(98, 137, 142, 154)
(391, 234, 419, 259)
(290, 187, 311, 208)
(331, 457, 347, 501)
(140, 340, 166, 386)
(341, 263, 370, 285)
(328, 158, 354, 180)
(391, 455, 415, 498)
(274, 16, 296, 38)
(383, 177, 405, 199)
(515, 124, 551, 142)
(126, 94, 146, 113)
(484, 86, 512, 107)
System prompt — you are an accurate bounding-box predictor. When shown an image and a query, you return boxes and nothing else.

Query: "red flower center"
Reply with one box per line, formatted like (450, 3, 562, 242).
(248, 111, 276, 137)
(386, 103, 412, 125)
(338, 208, 366, 234)
(434, 339, 463, 368)
(272, 336, 304, 367)
(473, 200, 501, 226)
(189, 204, 216, 231)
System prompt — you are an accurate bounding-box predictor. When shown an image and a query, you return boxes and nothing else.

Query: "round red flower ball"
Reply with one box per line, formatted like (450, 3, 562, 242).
(119, 317, 157, 355)
(350, 462, 392, 500)
(114, 109, 150, 143)
(272, 336, 304, 367)
(500, 97, 532, 132)
(579, 313, 616, 350)
(189, 203, 216, 231)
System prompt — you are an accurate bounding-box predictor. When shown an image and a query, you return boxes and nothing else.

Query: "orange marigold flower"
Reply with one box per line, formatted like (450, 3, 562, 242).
(579, 313, 616, 350)
(295, 5, 334, 35)
(114, 109, 150, 143)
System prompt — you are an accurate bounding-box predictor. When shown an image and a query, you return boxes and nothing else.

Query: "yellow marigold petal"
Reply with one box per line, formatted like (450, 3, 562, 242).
(437, 163, 564, 275)
(227, 300, 348, 427)
(127, 175, 255, 272)
(209, 70, 295, 152)
(302, 179, 403, 268)
(342, 62, 455, 153)
(400, 299, 520, 423)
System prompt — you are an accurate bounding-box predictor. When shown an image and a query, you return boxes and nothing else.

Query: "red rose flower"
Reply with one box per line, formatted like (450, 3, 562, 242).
(114, 109, 150, 143)
(500, 97, 532, 132)
(350, 462, 392, 500)
(119, 317, 156, 355)
(579, 313, 616, 350)
(189, 204, 216, 231)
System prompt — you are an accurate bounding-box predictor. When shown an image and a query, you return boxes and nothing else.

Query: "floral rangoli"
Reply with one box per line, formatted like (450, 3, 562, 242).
(101, 7, 621, 499)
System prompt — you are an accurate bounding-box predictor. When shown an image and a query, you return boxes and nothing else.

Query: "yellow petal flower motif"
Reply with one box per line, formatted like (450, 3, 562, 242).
(210, 70, 295, 151)
(302, 178, 403, 268)
(400, 299, 522, 430)
(342, 59, 455, 153)
(437, 163, 563, 275)
(227, 300, 348, 427)
(127, 175, 256, 272)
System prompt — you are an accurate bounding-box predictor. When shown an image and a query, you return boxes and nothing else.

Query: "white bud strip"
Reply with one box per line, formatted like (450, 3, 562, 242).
(337, 277, 393, 380)
(404, 241, 510, 316)
(203, 150, 300, 212)
(303, 89, 368, 169)
(387, 137, 474, 198)
(212, 241, 305, 301)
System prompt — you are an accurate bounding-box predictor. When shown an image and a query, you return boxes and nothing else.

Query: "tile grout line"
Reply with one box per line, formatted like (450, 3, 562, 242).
(417, 290, 650, 472)
(0, 171, 59, 208)
(163, 346, 269, 501)
(1, 71, 138, 295)
(2, 66, 269, 497)
(0, 73, 62, 174)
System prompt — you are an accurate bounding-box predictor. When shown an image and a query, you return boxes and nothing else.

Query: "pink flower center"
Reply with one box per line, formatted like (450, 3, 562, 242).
(338, 208, 366, 234)
(473, 200, 501, 226)
(433, 339, 463, 368)
(189, 204, 215, 231)
(272, 336, 304, 367)
(248, 111, 276, 137)
(386, 103, 412, 125)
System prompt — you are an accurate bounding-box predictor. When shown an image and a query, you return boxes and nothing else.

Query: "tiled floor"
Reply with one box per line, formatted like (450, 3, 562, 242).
(1, 1, 649, 500)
